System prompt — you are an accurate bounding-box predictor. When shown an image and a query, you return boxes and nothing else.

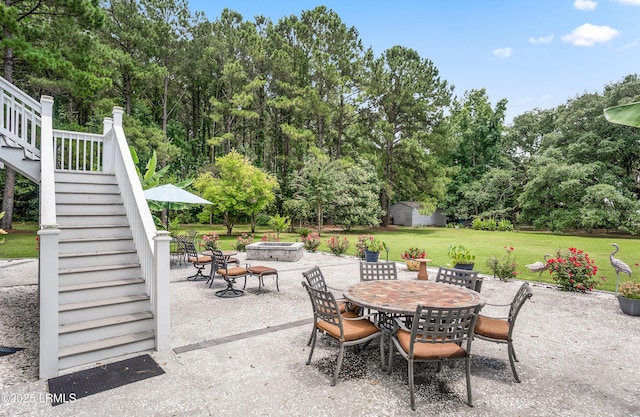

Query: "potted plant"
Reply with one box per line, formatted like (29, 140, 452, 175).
(364, 237, 384, 262)
(401, 247, 426, 271)
(618, 281, 640, 316)
(447, 244, 475, 270)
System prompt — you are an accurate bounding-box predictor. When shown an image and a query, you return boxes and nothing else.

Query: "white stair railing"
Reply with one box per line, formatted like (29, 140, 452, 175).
(107, 108, 170, 349)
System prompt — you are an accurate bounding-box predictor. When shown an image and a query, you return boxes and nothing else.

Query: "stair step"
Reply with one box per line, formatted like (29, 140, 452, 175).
(59, 331, 155, 359)
(60, 294, 150, 312)
(60, 278, 145, 293)
(59, 249, 137, 259)
(60, 236, 133, 244)
(56, 203, 125, 216)
(57, 214, 129, 227)
(59, 312, 154, 335)
(55, 172, 117, 184)
(59, 263, 140, 276)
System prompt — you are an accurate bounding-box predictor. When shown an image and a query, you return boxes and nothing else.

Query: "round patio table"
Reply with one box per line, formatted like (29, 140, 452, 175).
(343, 280, 484, 316)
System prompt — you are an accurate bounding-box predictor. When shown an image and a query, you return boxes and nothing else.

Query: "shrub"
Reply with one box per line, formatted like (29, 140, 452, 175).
(233, 232, 254, 251)
(497, 219, 514, 231)
(326, 235, 350, 256)
(261, 233, 280, 242)
(255, 213, 271, 226)
(547, 247, 604, 292)
(486, 246, 519, 281)
(201, 232, 220, 250)
(296, 227, 311, 238)
(302, 233, 321, 252)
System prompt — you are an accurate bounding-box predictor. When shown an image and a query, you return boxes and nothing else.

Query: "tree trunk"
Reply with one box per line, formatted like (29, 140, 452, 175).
(317, 203, 323, 236)
(250, 214, 256, 233)
(1, 168, 15, 230)
(224, 213, 233, 236)
(2, 24, 15, 230)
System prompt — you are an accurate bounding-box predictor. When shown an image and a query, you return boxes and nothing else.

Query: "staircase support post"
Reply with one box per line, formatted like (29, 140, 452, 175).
(102, 117, 114, 174)
(38, 227, 60, 378)
(153, 231, 171, 350)
(39, 96, 56, 227)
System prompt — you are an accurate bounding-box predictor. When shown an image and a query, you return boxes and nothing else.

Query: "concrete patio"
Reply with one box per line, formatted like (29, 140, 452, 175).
(1, 251, 639, 416)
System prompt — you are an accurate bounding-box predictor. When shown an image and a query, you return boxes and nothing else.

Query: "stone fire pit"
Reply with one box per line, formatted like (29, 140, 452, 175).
(246, 242, 304, 262)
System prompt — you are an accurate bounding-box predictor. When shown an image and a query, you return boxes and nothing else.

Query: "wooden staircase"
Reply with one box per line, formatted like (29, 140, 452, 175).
(55, 172, 155, 369)
(0, 78, 167, 377)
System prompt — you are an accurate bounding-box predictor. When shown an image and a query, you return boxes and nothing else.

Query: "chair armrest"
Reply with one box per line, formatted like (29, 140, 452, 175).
(478, 313, 510, 320)
(391, 316, 411, 332)
(483, 302, 513, 308)
(343, 312, 377, 321)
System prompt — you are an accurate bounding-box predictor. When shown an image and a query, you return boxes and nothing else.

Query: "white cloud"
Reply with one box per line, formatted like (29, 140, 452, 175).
(562, 23, 619, 46)
(529, 35, 554, 44)
(574, 0, 598, 10)
(616, 0, 640, 5)
(493, 47, 513, 58)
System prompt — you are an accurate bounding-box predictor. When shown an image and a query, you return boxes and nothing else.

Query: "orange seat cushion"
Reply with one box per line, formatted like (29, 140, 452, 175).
(316, 316, 379, 342)
(249, 266, 277, 275)
(189, 255, 212, 263)
(474, 315, 510, 340)
(217, 266, 248, 277)
(396, 330, 466, 359)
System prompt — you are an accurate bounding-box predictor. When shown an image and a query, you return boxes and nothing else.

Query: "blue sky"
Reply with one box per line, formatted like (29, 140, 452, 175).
(189, 0, 640, 123)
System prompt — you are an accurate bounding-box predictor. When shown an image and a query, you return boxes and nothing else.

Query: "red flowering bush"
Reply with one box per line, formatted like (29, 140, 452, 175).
(233, 232, 254, 251)
(302, 233, 321, 252)
(261, 233, 280, 242)
(201, 232, 220, 250)
(547, 247, 603, 292)
(326, 235, 350, 256)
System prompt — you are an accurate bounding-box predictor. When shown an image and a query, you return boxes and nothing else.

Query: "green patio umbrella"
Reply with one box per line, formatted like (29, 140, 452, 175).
(144, 184, 212, 230)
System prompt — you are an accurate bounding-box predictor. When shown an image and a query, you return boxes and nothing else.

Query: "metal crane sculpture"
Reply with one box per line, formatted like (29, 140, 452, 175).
(526, 254, 551, 282)
(610, 243, 632, 293)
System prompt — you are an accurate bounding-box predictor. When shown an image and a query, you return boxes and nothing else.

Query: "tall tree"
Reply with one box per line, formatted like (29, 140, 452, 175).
(358, 45, 453, 225)
(0, 0, 103, 230)
(291, 148, 340, 235)
(444, 89, 508, 220)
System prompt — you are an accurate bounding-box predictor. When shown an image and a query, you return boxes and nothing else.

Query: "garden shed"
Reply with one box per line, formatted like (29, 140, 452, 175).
(389, 201, 447, 227)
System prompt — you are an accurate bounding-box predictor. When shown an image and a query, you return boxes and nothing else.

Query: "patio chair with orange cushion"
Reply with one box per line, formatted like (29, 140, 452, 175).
(388, 303, 483, 410)
(302, 266, 358, 344)
(209, 249, 249, 298)
(473, 282, 533, 382)
(183, 240, 212, 281)
(302, 281, 384, 386)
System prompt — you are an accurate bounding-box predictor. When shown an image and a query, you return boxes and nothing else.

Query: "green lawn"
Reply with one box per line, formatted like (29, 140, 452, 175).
(4, 223, 639, 293)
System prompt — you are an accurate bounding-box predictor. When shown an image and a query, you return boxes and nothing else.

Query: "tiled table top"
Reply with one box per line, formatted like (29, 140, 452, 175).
(343, 280, 483, 315)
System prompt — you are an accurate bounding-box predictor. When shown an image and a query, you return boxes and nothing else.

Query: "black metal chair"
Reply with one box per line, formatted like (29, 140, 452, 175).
(183, 240, 212, 281)
(473, 282, 533, 382)
(209, 249, 249, 298)
(435, 266, 479, 291)
(302, 281, 383, 386)
(388, 304, 482, 410)
(302, 266, 356, 345)
(359, 261, 398, 281)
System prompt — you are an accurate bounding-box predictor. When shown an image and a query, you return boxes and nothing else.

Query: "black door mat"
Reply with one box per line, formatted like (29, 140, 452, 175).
(0, 347, 24, 356)
(47, 354, 165, 406)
